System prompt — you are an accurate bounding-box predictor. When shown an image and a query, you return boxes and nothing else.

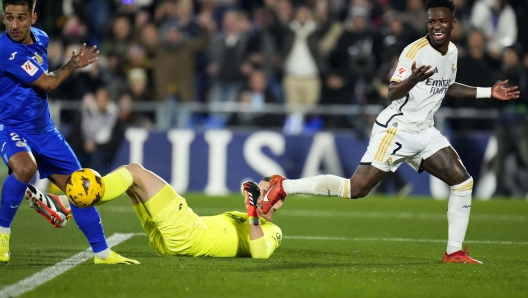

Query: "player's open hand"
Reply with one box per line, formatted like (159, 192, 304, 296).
(71, 43, 99, 68)
(410, 61, 435, 83)
(491, 80, 520, 101)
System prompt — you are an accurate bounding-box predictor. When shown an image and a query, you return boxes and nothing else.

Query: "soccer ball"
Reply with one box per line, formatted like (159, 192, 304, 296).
(65, 168, 105, 208)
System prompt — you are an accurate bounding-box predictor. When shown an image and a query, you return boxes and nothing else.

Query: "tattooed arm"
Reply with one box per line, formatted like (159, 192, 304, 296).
(31, 44, 99, 93)
(446, 80, 520, 100)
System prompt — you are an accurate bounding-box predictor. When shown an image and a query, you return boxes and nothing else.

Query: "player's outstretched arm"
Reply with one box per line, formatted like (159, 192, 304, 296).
(388, 61, 434, 100)
(446, 80, 519, 100)
(242, 181, 278, 259)
(243, 181, 264, 239)
(491, 80, 520, 100)
(31, 43, 99, 92)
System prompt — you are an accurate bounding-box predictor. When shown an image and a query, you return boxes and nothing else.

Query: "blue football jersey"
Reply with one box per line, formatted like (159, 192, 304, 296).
(0, 27, 54, 134)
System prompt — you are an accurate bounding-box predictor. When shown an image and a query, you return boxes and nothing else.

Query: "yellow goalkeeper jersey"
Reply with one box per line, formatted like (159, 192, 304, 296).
(187, 211, 282, 258)
(137, 185, 282, 258)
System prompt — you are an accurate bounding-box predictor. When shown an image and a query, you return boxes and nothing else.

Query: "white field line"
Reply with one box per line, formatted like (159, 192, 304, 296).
(101, 206, 528, 222)
(0, 233, 138, 298)
(284, 235, 528, 245)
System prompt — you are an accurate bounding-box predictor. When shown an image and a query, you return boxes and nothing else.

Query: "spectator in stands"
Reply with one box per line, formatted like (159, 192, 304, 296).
(446, 29, 497, 132)
(207, 10, 250, 124)
(101, 16, 133, 65)
(125, 42, 150, 73)
(246, 8, 278, 81)
(68, 87, 125, 175)
(132, 8, 152, 42)
(176, 0, 201, 38)
(118, 93, 154, 128)
(153, 15, 214, 128)
(280, 6, 325, 110)
(84, 0, 112, 46)
(61, 15, 88, 46)
(492, 45, 528, 197)
(377, 11, 417, 68)
(453, 0, 473, 24)
(322, 10, 369, 129)
(404, 0, 427, 36)
(100, 52, 128, 103)
(228, 69, 284, 127)
(313, 0, 343, 59)
(153, 0, 178, 26)
(516, 0, 528, 55)
(267, 0, 294, 48)
(470, 0, 517, 60)
(126, 67, 154, 102)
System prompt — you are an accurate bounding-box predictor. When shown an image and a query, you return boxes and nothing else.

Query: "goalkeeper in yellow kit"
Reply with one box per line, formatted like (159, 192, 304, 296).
(27, 164, 284, 259)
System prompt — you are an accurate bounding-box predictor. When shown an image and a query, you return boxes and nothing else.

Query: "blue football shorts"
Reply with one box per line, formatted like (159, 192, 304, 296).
(0, 125, 81, 179)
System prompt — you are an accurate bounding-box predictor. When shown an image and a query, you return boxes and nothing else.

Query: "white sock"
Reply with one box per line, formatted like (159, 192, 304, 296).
(446, 177, 473, 254)
(58, 195, 71, 209)
(0, 226, 10, 235)
(282, 175, 351, 198)
(94, 248, 111, 259)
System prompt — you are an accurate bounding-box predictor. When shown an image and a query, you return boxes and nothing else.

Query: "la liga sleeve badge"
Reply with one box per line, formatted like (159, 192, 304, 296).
(394, 66, 409, 81)
(21, 60, 38, 76)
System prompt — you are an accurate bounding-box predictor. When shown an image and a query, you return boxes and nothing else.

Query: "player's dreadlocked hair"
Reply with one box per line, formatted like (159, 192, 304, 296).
(2, 0, 36, 12)
(425, 0, 455, 15)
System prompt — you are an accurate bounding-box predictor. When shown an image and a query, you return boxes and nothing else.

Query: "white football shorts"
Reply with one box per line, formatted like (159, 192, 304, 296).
(360, 124, 453, 172)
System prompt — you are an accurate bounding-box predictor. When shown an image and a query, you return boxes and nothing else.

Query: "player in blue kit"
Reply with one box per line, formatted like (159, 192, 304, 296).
(0, 0, 138, 264)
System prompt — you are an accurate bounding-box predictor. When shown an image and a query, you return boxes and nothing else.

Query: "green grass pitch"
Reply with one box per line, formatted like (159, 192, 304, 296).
(1, 194, 527, 298)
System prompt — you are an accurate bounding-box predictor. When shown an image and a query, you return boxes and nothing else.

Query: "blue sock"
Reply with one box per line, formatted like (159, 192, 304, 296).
(0, 175, 29, 228)
(70, 205, 109, 253)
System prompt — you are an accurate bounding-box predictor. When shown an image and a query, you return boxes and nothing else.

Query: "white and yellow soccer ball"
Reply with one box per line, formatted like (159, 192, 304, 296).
(65, 168, 105, 208)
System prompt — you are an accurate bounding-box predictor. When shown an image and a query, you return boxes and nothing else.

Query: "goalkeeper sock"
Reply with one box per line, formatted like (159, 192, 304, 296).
(446, 177, 473, 254)
(282, 175, 350, 198)
(100, 167, 134, 204)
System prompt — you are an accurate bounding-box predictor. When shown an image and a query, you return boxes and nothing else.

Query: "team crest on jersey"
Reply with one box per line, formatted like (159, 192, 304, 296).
(452, 63, 456, 73)
(15, 141, 26, 148)
(385, 157, 393, 167)
(34, 52, 44, 65)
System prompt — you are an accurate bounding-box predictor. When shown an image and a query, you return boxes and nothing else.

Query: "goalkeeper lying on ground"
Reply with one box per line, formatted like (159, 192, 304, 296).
(27, 164, 284, 259)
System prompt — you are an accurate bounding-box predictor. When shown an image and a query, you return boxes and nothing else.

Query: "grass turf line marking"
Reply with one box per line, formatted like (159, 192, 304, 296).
(284, 236, 528, 245)
(102, 206, 528, 222)
(0, 233, 137, 298)
(131, 233, 528, 246)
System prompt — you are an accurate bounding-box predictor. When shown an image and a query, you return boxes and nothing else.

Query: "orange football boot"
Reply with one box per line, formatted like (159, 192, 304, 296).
(442, 247, 482, 264)
(261, 175, 287, 214)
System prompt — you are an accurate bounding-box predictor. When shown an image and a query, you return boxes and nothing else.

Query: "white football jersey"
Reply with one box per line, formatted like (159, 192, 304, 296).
(376, 36, 458, 133)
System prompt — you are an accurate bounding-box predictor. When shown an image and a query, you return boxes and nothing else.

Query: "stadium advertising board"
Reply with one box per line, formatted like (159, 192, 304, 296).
(110, 128, 490, 197)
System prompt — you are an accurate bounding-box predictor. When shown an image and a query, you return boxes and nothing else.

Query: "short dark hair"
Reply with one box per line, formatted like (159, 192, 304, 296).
(2, 0, 36, 13)
(261, 176, 272, 182)
(425, 0, 455, 15)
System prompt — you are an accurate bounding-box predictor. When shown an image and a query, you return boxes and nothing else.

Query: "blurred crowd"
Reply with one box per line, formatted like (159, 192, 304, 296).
(1, 0, 527, 196)
(0, 0, 524, 131)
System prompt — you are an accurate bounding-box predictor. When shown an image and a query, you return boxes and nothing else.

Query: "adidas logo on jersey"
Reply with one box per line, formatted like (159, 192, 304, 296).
(434, 67, 439, 73)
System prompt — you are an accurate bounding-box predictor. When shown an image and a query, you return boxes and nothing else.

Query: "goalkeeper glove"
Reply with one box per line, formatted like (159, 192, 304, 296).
(242, 181, 260, 225)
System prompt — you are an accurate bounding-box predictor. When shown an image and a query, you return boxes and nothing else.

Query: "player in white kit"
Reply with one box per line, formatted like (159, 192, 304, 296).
(261, 0, 520, 264)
